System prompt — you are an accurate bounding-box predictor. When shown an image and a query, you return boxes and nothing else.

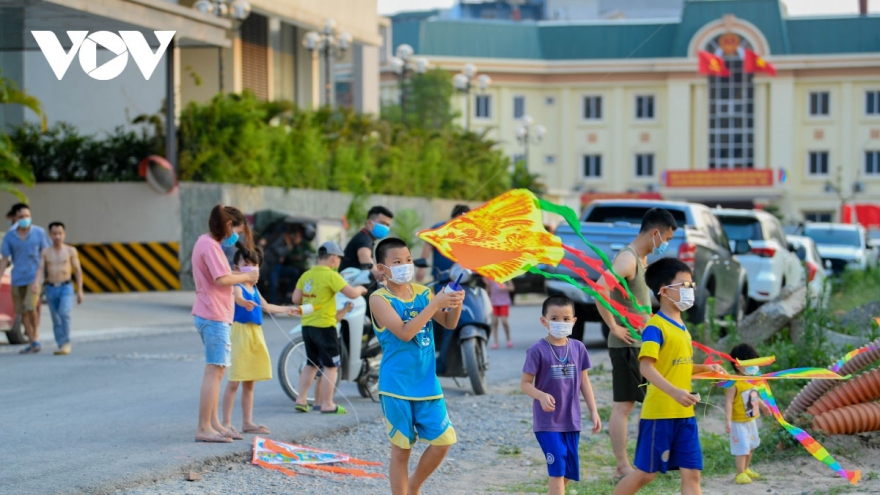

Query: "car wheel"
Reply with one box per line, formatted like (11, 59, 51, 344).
(736, 290, 747, 326)
(5, 315, 26, 345)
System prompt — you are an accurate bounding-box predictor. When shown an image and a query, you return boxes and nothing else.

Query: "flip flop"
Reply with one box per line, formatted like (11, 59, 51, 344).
(295, 404, 311, 413)
(221, 426, 244, 440)
(242, 425, 271, 434)
(19, 343, 41, 354)
(320, 405, 347, 415)
(195, 434, 233, 443)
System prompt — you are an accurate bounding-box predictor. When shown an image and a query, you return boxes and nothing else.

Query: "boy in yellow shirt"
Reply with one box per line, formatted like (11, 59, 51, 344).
(725, 343, 769, 485)
(613, 258, 724, 495)
(292, 241, 367, 414)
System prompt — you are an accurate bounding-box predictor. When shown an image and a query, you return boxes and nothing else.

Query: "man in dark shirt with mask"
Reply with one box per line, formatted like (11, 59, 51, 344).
(340, 206, 393, 279)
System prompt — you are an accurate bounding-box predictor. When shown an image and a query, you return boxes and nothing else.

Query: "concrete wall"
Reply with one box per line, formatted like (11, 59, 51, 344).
(9, 182, 181, 245)
(177, 182, 482, 289)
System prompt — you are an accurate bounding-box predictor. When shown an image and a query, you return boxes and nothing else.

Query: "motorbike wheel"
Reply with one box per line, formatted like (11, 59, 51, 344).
(277, 335, 341, 403)
(356, 338, 382, 398)
(463, 336, 488, 396)
(5, 315, 25, 345)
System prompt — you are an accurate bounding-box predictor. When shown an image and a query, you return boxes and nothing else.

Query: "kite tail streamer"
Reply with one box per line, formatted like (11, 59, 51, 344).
(537, 198, 652, 315)
(559, 259, 648, 330)
(562, 245, 628, 295)
(528, 266, 640, 339)
(755, 380, 860, 486)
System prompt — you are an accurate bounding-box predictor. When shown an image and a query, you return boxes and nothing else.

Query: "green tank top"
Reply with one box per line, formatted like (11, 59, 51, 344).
(607, 246, 651, 349)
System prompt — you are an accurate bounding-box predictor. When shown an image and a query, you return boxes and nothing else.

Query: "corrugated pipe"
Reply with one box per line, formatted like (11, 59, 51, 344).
(807, 368, 880, 417)
(814, 402, 880, 435)
(785, 337, 880, 421)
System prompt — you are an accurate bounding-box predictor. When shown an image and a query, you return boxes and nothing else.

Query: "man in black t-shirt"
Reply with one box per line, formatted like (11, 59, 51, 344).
(340, 206, 394, 279)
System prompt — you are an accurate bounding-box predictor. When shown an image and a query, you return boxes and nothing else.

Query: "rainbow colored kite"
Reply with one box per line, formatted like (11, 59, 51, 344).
(830, 342, 880, 373)
(419, 189, 651, 335)
(251, 437, 384, 478)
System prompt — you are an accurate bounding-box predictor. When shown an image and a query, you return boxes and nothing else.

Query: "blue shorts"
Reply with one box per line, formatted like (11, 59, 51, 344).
(535, 431, 580, 481)
(194, 316, 231, 367)
(380, 395, 456, 450)
(634, 417, 703, 474)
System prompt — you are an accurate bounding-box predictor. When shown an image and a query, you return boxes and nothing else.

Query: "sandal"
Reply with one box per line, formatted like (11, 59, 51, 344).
(295, 404, 311, 413)
(242, 425, 271, 434)
(19, 343, 41, 354)
(320, 405, 347, 415)
(221, 426, 244, 440)
(195, 433, 233, 443)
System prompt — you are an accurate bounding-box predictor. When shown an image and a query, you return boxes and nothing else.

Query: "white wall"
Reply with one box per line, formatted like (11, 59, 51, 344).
(9, 182, 181, 244)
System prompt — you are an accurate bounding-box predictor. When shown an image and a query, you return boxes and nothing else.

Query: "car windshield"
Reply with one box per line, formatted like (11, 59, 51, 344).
(584, 206, 688, 226)
(717, 216, 763, 241)
(804, 228, 861, 247)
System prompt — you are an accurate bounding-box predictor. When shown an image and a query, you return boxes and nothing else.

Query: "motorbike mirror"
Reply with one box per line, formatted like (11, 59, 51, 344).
(413, 258, 429, 268)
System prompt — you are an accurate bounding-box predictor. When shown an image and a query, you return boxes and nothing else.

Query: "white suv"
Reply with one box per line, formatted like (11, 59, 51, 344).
(714, 209, 803, 310)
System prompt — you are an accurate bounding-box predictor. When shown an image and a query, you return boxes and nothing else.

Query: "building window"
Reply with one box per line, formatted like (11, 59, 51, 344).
(475, 95, 491, 119)
(809, 91, 830, 116)
(808, 151, 829, 176)
(545, 96, 555, 106)
(583, 96, 602, 120)
(635, 154, 654, 177)
(636, 95, 655, 120)
(705, 35, 754, 170)
(804, 211, 834, 223)
(867, 91, 880, 115)
(545, 155, 556, 165)
(583, 155, 602, 178)
(866, 151, 880, 175)
(513, 96, 525, 119)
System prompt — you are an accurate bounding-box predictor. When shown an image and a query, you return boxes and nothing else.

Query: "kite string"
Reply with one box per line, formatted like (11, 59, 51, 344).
(257, 286, 364, 441)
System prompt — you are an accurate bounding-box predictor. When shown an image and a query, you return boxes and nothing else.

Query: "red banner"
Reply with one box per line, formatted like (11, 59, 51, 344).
(665, 169, 774, 188)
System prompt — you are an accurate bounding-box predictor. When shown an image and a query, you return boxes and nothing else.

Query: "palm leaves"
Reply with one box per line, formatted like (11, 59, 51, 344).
(0, 70, 43, 201)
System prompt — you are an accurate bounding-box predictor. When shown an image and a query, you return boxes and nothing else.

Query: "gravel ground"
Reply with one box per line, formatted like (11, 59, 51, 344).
(117, 381, 542, 495)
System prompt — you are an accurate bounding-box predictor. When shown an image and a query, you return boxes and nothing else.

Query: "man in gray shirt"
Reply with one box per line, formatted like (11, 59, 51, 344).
(596, 208, 677, 478)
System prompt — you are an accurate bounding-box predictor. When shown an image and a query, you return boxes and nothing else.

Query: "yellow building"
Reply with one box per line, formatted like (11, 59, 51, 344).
(388, 0, 880, 223)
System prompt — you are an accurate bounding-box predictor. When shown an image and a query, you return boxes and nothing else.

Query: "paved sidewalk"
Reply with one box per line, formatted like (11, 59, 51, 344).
(0, 291, 198, 349)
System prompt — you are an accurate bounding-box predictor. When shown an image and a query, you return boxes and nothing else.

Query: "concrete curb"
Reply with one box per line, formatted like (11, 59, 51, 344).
(0, 324, 194, 354)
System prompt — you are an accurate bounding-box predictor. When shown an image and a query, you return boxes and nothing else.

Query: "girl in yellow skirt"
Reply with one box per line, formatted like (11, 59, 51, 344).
(222, 247, 298, 436)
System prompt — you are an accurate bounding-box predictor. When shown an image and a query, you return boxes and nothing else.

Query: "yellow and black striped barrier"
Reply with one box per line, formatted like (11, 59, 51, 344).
(74, 242, 180, 293)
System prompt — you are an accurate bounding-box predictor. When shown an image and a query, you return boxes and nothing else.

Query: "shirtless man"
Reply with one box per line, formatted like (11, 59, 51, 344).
(34, 222, 83, 355)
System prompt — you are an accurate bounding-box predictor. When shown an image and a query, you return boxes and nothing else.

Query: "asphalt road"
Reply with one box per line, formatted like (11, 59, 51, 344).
(0, 297, 608, 495)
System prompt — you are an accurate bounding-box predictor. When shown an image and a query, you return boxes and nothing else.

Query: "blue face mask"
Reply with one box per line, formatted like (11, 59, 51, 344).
(222, 231, 239, 248)
(371, 222, 390, 240)
(17, 218, 32, 229)
(652, 230, 668, 255)
(744, 365, 760, 376)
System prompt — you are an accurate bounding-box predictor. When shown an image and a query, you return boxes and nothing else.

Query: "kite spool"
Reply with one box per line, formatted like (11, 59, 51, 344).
(813, 402, 880, 435)
(138, 155, 177, 194)
(786, 337, 880, 421)
(807, 368, 880, 417)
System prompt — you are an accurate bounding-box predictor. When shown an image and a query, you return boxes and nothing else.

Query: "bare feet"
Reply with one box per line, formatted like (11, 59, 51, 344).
(195, 428, 232, 443)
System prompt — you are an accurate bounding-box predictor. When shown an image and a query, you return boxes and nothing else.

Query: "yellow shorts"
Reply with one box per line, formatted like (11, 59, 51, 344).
(12, 285, 40, 314)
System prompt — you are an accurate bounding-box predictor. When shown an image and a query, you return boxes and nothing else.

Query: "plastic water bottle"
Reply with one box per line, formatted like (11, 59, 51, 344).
(441, 273, 463, 312)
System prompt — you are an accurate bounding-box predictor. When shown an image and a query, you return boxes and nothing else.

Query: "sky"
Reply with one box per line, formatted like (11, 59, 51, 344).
(378, 0, 880, 17)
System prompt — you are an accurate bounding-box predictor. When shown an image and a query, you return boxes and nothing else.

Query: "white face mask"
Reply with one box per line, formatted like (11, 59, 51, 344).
(384, 263, 414, 284)
(547, 321, 574, 339)
(744, 365, 760, 376)
(672, 287, 695, 311)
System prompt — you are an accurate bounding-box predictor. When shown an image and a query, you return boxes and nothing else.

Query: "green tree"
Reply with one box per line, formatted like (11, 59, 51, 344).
(383, 68, 458, 130)
(511, 159, 547, 197)
(0, 70, 42, 201)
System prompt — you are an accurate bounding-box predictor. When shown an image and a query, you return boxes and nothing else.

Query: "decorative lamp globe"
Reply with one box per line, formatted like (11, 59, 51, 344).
(395, 43, 414, 61)
(229, 0, 251, 21)
(193, 0, 213, 14)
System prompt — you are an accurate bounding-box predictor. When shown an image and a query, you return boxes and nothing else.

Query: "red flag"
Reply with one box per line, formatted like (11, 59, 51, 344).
(698, 50, 730, 77)
(744, 49, 776, 76)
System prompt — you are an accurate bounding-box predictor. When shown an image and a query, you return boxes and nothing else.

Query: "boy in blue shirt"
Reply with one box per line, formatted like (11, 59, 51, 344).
(369, 237, 464, 495)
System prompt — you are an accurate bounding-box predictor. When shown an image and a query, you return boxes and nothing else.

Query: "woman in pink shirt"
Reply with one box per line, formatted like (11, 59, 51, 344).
(192, 204, 258, 443)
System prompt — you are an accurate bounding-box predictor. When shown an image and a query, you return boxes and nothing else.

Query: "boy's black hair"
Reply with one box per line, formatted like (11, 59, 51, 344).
(367, 206, 394, 220)
(48, 222, 65, 231)
(645, 257, 693, 297)
(374, 237, 408, 265)
(639, 208, 678, 233)
(317, 246, 336, 261)
(542, 294, 575, 316)
(730, 343, 759, 362)
(451, 204, 470, 218)
(234, 246, 263, 266)
(9, 202, 29, 216)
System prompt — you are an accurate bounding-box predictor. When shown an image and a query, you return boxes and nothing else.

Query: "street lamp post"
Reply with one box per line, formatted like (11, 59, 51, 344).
(453, 63, 491, 130)
(514, 115, 546, 171)
(193, 0, 251, 93)
(303, 19, 353, 107)
(390, 44, 428, 123)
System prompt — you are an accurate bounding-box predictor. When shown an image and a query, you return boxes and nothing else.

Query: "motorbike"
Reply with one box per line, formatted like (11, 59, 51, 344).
(277, 267, 382, 401)
(416, 259, 493, 395)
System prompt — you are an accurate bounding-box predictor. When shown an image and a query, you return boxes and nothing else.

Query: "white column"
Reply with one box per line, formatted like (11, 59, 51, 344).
(559, 88, 573, 190)
(352, 44, 379, 115)
(754, 82, 769, 169)
(840, 81, 854, 187)
(692, 84, 707, 170)
(768, 77, 795, 179)
(666, 80, 691, 171)
(267, 17, 281, 101)
(611, 86, 626, 192)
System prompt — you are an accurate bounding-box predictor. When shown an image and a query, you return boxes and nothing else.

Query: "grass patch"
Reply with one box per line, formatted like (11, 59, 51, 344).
(828, 268, 880, 314)
(498, 445, 522, 456)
